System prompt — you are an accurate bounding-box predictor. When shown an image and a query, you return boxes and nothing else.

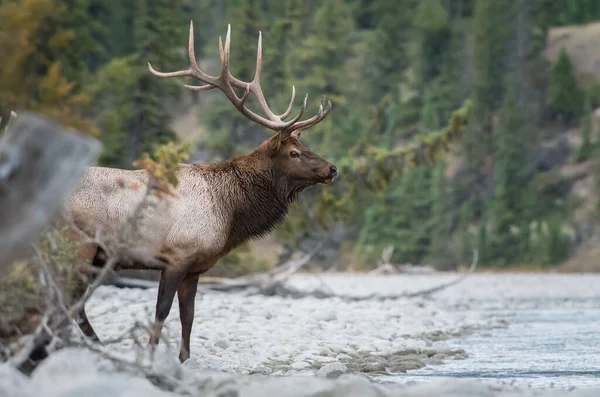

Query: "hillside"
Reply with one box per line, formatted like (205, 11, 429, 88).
(4, 0, 600, 273)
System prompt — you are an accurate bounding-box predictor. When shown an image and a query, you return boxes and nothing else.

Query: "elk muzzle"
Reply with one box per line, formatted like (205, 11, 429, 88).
(321, 163, 338, 184)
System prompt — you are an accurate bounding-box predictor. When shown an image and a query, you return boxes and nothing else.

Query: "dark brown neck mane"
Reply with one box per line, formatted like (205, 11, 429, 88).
(201, 148, 303, 251)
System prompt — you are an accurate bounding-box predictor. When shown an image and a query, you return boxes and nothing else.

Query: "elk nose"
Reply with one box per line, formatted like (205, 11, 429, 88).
(330, 165, 338, 177)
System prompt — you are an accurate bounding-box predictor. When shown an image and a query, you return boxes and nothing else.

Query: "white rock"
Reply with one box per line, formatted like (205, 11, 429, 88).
(290, 361, 311, 370)
(312, 356, 338, 364)
(431, 341, 452, 354)
(250, 366, 273, 375)
(214, 339, 230, 350)
(316, 362, 349, 379)
(314, 310, 337, 321)
(183, 355, 239, 372)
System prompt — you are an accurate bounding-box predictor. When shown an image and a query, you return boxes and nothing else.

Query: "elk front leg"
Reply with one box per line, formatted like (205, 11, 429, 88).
(148, 268, 187, 346)
(177, 271, 201, 362)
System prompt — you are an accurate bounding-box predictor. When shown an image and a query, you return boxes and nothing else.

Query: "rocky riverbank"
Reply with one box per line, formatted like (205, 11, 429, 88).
(86, 273, 509, 378)
(4, 273, 600, 396)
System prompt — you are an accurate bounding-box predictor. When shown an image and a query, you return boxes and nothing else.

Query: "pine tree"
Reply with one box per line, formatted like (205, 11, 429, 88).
(419, 87, 441, 133)
(477, 208, 488, 265)
(413, 0, 449, 89)
(89, 0, 187, 167)
(458, 201, 473, 264)
(366, 0, 417, 103)
(427, 160, 451, 267)
(547, 49, 583, 123)
(89, 0, 136, 60)
(465, 0, 514, 173)
(489, 81, 531, 264)
(292, 0, 356, 156)
(0, 0, 98, 135)
(265, 0, 306, 108)
(576, 90, 593, 162)
(358, 166, 434, 264)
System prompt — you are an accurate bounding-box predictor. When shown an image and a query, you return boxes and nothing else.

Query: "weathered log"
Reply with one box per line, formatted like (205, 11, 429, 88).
(0, 112, 100, 275)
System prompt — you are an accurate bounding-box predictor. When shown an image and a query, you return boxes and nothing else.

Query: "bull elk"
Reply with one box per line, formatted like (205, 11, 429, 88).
(66, 22, 337, 362)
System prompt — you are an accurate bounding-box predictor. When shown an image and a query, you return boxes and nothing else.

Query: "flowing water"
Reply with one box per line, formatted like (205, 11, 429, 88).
(387, 280, 600, 390)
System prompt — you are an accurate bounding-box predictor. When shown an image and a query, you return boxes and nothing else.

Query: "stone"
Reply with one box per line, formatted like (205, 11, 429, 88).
(335, 353, 352, 361)
(316, 362, 349, 379)
(291, 361, 311, 370)
(361, 362, 386, 373)
(183, 355, 239, 372)
(391, 348, 420, 357)
(214, 339, 230, 350)
(250, 366, 273, 376)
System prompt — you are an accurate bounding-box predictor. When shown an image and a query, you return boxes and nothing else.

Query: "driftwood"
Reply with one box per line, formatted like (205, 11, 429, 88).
(108, 240, 327, 292)
(110, 246, 479, 303)
(0, 112, 100, 274)
(235, 249, 479, 301)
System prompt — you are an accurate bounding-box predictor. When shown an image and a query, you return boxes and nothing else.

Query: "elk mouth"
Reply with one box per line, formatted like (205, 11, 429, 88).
(320, 172, 338, 184)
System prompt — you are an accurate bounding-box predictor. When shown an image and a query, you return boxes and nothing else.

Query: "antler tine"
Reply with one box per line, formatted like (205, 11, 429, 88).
(219, 24, 232, 79)
(282, 94, 309, 129)
(244, 30, 281, 122)
(290, 96, 333, 131)
(188, 21, 201, 73)
(277, 86, 296, 120)
(149, 20, 216, 91)
(254, 31, 262, 83)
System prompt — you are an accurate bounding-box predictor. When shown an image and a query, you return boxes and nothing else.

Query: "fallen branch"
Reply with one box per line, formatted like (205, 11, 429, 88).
(107, 247, 478, 305)
(246, 249, 479, 301)
(107, 240, 328, 292)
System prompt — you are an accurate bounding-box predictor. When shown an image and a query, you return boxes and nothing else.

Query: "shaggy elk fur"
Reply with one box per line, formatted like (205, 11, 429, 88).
(65, 22, 337, 362)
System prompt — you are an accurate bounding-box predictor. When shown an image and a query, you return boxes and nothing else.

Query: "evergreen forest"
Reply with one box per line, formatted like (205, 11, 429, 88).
(2, 0, 600, 272)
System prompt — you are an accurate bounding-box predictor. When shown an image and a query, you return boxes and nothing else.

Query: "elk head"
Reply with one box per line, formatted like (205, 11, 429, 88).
(148, 22, 338, 193)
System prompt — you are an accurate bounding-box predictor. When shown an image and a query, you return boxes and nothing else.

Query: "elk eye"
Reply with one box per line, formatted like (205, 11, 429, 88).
(290, 150, 300, 158)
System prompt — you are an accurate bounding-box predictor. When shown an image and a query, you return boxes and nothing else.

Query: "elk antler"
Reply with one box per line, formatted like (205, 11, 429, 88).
(148, 21, 332, 135)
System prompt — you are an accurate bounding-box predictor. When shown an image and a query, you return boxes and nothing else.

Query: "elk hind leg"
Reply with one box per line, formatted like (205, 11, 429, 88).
(71, 244, 103, 342)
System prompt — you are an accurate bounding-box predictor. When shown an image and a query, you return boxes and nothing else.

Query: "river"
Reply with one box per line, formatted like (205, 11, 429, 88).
(383, 274, 600, 390)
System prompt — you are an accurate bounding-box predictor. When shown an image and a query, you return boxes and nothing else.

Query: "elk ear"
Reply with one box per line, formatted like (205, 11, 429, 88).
(291, 130, 301, 139)
(267, 132, 283, 155)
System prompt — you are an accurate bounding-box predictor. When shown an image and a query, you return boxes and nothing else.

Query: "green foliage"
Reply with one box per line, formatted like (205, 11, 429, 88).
(358, 166, 434, 264)
(576, 90, 593, 162)
(414, 0, 448, 33)
(459, 202, 474, 264)
(1, 0, 597, 271)
(133, 140, 192, 195)
(426, 160, 453, 267)
(528, 217, 574, 266)
(0, 227, 82, 339)
(0, 0, 99, 135)
(547, 49, 583, 123)
(419, 87, 441, 133)
(205, 243, 273, 278)
(366, 0, 416, 103)
(489, 82, 532, 265)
